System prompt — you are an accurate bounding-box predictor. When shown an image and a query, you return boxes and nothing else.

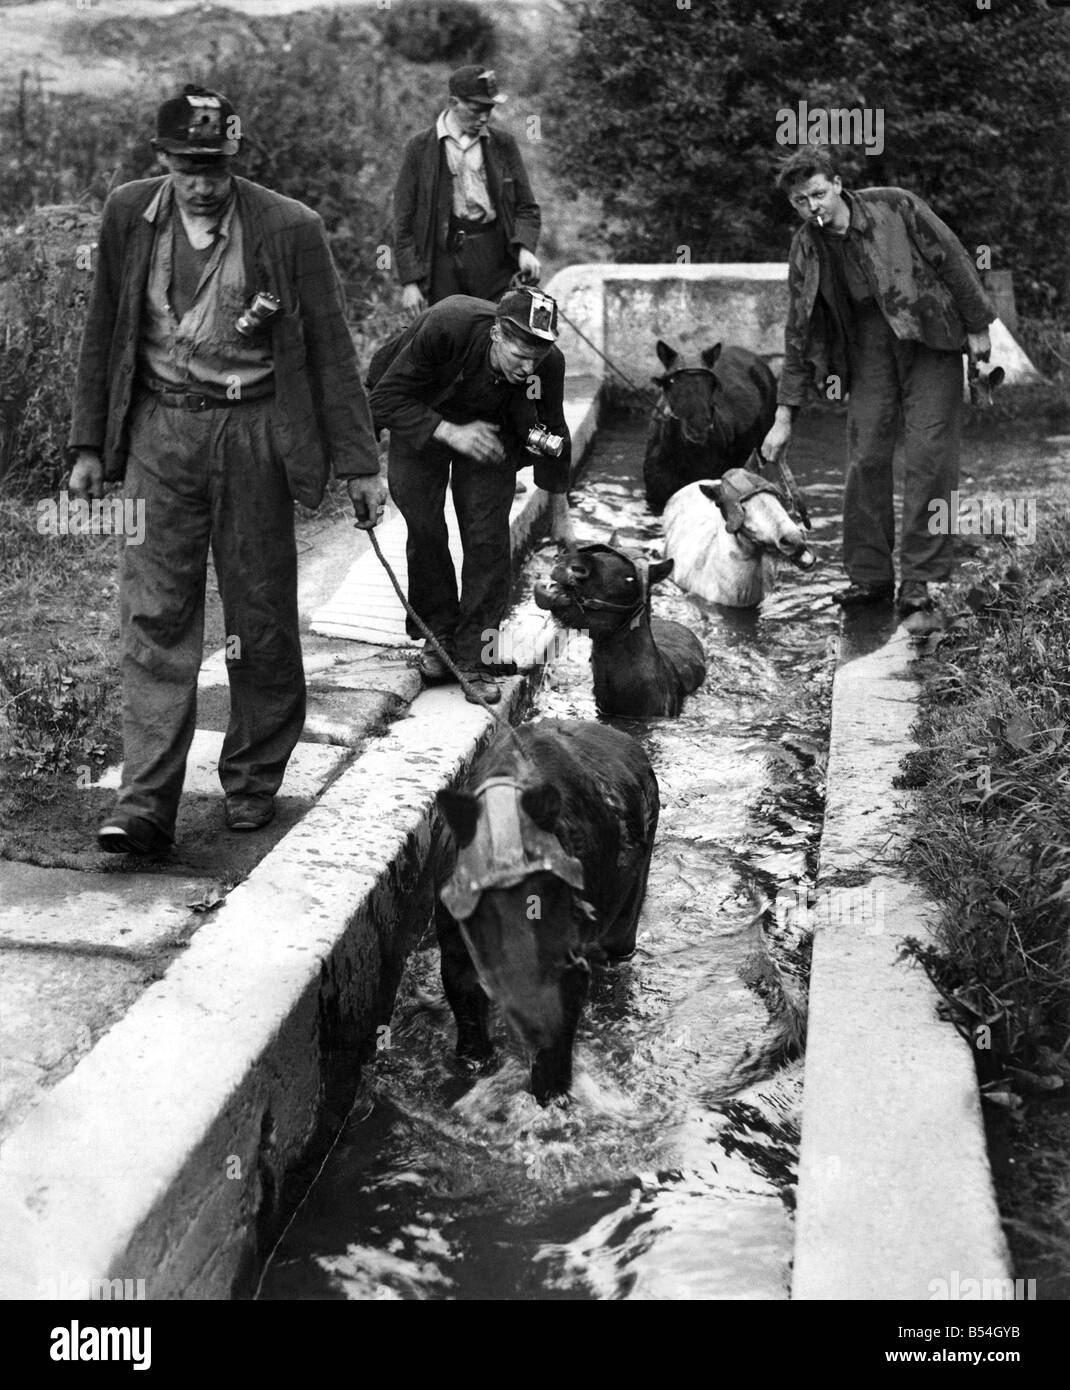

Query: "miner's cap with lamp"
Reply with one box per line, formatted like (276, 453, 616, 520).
(152, 84, 242, 159)
(496, 287, 560, 346)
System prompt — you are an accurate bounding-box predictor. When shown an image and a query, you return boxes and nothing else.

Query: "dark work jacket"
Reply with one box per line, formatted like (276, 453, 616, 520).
(392, 124, 541, 290)
(368, 295, 570, 494)
(68, 175, 379, 508)
(778, 187, 995, 407)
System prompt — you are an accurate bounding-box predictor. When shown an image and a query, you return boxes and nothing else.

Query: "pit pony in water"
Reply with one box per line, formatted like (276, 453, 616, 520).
(643, 339, 777, 514)
(535, 544, 706, 717)
(662, 468, 815, 608)
(435, 720, 659, 1105)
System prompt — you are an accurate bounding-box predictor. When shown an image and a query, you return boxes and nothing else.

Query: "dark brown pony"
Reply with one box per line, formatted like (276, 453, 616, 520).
(643, 339, 777, 514)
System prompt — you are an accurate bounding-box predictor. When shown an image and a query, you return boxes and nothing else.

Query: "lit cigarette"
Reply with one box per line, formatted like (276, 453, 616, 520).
(814, 211, 825, 227)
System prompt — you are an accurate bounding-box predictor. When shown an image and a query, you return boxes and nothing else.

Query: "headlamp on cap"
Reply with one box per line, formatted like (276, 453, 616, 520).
(496, 288, 560, 344)
(153, 85, 241, 158)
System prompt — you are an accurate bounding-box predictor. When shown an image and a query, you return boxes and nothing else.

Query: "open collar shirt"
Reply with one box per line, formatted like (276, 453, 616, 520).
(139, 177, 274, 395)
(436, 109, 495, 223)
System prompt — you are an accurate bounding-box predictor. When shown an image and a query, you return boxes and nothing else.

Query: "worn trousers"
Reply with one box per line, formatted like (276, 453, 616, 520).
(844, 302, 964, 585)
(387, 434, 517, 668)
(116, 393, 305, 837)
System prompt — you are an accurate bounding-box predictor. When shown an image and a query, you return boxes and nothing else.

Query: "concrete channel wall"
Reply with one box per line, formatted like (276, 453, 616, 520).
(0, 263, 1020, 1300)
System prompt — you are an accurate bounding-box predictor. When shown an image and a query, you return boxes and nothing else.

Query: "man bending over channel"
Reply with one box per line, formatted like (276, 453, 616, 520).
(368, 287, 575, 705)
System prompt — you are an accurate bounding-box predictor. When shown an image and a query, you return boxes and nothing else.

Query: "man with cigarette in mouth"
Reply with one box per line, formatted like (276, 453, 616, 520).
(762, 147, 995, 614)
(67, 85, 385, 854)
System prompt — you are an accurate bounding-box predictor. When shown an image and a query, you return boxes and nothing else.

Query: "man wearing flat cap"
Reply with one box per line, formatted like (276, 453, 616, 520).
(393, 65, 543, 316)
(368, 287, 574, 705)
(67, 84, 386, 855)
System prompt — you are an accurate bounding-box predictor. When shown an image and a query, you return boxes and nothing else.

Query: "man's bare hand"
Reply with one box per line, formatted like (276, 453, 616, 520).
(967, 329, 992, 363)
(516, 248, 541, 285)
(68, 450, 104, 500)
(347, 474, 388, 530)
(436, 419, 505, 465)
(761, 412, 793, 466)
(401, 283, 426, 319)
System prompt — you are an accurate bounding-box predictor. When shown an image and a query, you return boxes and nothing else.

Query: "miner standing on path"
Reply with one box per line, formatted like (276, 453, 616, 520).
(67, 84, 386, 855)
(393, 65, 542, 316)
(761, 147, 994, 615)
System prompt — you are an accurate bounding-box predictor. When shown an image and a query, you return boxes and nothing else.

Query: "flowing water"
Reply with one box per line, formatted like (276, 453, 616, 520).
(257, 409, 854, 1301)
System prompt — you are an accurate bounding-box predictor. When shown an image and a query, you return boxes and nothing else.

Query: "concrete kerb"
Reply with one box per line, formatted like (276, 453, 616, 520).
(0, 380, 602, 1301)
(791, 628, 1012, 1300)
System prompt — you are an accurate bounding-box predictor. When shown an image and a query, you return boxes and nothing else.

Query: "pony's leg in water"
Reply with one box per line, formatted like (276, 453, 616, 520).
(436, 902, 496, 1070)
(603, 801, 660, 963)
(530, 963, 590, 1104)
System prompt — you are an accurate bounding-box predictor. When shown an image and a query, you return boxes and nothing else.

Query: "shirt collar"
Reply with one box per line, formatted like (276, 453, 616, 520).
(142, 175, 238, 239)
(438, 108, 488, 144)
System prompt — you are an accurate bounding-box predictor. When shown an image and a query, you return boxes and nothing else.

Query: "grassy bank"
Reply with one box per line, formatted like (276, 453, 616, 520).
(899, 495, 1070, 1296)
(0, 494, 121, 831)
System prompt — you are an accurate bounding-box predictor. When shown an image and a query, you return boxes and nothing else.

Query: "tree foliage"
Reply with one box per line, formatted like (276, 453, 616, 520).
(549, 0, 1070, 315)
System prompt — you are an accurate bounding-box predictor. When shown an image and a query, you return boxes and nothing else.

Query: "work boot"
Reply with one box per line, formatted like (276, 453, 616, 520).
(460, 670, 502, 705)
(97, 812, 173, 856)
(831, 580, 894, 607)
(225, 794, 276, 832)
(418, 637, 455, 684)
(896, 580, 933, 614)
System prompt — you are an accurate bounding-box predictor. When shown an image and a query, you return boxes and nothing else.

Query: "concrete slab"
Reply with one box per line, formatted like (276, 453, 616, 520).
(791, 625, 1011, 1300)
(0, 862, 214, 952)
(0, 948, 154, 1147)
(90, 727, 351, 797)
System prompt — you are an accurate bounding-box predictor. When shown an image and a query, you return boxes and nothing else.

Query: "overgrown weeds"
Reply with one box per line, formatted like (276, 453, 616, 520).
(901, 510, 1070, 1090)
(0, 657, 110, 781)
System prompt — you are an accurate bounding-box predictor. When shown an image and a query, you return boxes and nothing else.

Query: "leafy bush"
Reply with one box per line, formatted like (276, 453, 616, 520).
(378, 0, 495, 64)
(0, 14, 449, 314)
(0, 657, 109, 780)
(549, 0, 1070, 318)
(0, 210, 96, 494)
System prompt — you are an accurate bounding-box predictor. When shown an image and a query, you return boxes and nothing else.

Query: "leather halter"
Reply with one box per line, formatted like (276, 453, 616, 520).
(716, 468, 791, 546)
(654, 366, 726, 445)
(556, 543, 651, 633)
(439, 776, 585, 922)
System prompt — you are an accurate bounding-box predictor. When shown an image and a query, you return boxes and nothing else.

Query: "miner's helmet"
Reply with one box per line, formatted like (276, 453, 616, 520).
(152, 85, 242, 158)
(496, 288, 560, 346)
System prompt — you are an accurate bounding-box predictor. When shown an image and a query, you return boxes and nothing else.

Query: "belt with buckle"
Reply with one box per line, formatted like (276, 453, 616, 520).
(450, 219, 497, 251)
(140, 381, 274, 412)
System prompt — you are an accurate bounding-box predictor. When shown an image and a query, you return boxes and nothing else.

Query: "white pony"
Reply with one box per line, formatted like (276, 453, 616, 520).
(662, 467, 815, 608)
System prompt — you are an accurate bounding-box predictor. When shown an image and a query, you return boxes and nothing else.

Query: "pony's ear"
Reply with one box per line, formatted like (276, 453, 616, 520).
(648, 557, 675, 586)
(701, 343, 723, 370)
(520, 783, 562, 832)
(437, 790, 480, 847)
(655, 339, 678, 370)
(607, 529, 621, 549)
(699, 481, 722, 502)
(651, 374, 668, 388)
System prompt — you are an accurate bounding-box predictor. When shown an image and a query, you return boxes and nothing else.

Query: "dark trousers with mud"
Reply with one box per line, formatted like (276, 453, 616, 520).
(844, 302, 964, 585)
(387, 435, 517, 669)
(117, 394, 305, 839)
